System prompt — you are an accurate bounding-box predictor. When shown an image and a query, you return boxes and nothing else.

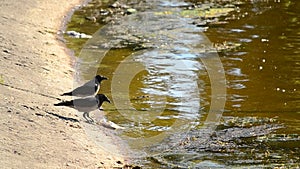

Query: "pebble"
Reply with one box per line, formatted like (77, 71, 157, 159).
(28, 119, 34, 122)
(65, 31, 92, 39)
(126, 8, 137, 14)
(35, 112, 44, 116)
(13, 150, 21, 155)
(3, 49, 10, 54)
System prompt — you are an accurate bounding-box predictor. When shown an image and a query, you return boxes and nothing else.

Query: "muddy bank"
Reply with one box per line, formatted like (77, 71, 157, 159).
(0, 0, 130, 168)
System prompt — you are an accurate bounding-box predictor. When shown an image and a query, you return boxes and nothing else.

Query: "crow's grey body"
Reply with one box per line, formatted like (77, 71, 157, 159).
(54, 94, 110, 122)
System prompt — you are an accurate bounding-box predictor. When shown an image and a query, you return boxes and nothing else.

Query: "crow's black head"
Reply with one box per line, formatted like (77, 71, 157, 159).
(95, 75, 108, 83)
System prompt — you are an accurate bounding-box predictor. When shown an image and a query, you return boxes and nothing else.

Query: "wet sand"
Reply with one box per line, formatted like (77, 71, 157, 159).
(0, 0, 128, 168)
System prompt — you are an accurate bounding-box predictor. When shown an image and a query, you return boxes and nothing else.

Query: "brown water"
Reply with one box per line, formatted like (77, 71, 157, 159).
(66, 0, 299, 168)
(206, 1, 299, 113)
(204, 0, 300, 139)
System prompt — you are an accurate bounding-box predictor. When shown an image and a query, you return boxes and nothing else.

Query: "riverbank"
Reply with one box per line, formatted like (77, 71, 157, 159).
(0, 0, 128, 168)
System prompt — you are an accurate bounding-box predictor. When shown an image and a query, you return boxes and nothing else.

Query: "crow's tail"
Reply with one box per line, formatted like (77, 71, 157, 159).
(60, 92, 72, 96)
(54, 100, 73, 107)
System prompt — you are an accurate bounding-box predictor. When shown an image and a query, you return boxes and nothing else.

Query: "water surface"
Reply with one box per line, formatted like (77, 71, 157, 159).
(66, 0, 300, 168)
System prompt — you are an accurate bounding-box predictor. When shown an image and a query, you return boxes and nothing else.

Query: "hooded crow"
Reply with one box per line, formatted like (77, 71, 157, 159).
(61, 75, 107, 97)
(54, 94, 111, 122)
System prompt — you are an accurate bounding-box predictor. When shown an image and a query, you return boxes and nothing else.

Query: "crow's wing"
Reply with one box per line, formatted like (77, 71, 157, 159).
(71, 78, 98, 96)
(72, 96, 99, 112)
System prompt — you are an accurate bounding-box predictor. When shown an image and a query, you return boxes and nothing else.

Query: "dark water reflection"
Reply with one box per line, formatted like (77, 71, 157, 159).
(66, 0, 300, 168)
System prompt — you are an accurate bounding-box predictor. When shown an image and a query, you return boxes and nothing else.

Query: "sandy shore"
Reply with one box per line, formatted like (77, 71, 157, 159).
(0, 0, 128, 168)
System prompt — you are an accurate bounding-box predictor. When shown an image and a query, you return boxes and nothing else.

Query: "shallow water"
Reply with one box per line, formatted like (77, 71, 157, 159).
(66, 0, 299, 168)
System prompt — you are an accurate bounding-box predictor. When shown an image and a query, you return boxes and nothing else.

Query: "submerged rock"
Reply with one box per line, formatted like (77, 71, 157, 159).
(147, 116, 289, 167)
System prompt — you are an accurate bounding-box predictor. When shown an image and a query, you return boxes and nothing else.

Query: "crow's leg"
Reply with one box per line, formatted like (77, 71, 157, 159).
(83, 112, 94, 123)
